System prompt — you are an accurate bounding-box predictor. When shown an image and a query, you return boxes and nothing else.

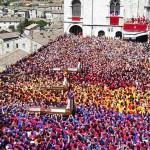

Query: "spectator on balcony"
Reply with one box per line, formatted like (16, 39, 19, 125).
(127, 15, 146, 24)
(115, 11, 119, 16)
(131, 16, 135, 24)
(110, 11, 114, 16)
(138, 16, 141, 24)
(141, 15, 146, 24)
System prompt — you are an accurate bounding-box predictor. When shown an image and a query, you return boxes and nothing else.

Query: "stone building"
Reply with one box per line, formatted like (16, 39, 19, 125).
(64, 0, 150, 40)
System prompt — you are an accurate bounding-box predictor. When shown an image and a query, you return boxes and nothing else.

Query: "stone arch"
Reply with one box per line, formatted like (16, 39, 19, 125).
(98, 30, 105, 37)
(136, 35, 148, 42)
(115, 31, 122, 38)
(69, 25, 82, 35)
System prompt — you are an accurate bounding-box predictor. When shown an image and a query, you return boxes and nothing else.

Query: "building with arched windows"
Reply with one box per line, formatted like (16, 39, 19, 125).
(64, 0, 150, 40)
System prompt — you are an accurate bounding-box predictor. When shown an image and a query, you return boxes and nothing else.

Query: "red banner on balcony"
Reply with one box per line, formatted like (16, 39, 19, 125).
(110, 16, 119, 25)
(124, 24, 147, 32)
(72, 17, 80, 21)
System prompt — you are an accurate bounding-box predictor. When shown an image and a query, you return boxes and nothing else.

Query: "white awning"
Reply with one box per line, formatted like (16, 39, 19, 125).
(123, 31, 148, 39)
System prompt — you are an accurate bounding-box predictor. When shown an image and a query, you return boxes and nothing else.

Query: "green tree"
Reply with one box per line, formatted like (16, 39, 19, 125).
(17, 21, 24, 34)
(28, 20, 36, 25)
(24, 18, 30, 27)
(49, 0, 53, 3)
(8, 25, 15, 30)
(36, 20, 47, 28)
(17, 19, 30, 34)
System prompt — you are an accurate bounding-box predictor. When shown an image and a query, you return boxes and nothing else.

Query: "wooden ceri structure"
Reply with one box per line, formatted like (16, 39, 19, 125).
(52, 58, 82, 74)
(28, 72, 72, 115)
(28, 59, 82, 116)
(48, 71, 69, 92)
(28, 96, 74, 116)
(67, 58, 82, 74)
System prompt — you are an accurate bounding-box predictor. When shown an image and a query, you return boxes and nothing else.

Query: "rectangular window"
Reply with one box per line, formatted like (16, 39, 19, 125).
(34, 45, 37, 51)
(72, 3, 81, 17)
(16, 43, 18, 48)
(22, 44, 25, 48)
(7, 43, 9, 48)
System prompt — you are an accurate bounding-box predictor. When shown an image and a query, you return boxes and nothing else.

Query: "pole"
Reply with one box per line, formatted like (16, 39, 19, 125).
(91, 0, 93, 36)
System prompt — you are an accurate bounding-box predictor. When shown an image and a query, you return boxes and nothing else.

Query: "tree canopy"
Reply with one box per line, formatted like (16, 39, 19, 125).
(17, 19, 47, 34)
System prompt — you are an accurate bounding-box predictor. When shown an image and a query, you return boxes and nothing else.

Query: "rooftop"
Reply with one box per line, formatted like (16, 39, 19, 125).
(25, 24, 39, 30)
(42, 9, 63, 14)
(0, 17, 24, 22)
(15, 7, 37, 11)
(0, 32, 20, 40)
(50, 9, 63, 14)
(29, 18, 51, 23)
(24, 2, 63, 8)
(24, 28, 63, 45)
(0, 50, 29, 70)
(36, 21, 63, 45)
(49, 3, 63, 7)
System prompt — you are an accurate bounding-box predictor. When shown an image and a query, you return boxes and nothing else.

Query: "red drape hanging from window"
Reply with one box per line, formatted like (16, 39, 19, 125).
(110, 16, 119, 25)
(72, 17, 80, 21)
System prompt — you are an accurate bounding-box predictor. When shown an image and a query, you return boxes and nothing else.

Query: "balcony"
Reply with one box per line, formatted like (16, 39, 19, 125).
(110, 16, 119, 25)
(123, 22, 148, 40)
(123, 23, 147, 32)
(106, 16, 124, 26)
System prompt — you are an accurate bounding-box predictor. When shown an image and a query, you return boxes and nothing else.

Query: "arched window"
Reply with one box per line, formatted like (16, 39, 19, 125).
(72, 0, 81, 17)
(110, 0, 120, 16)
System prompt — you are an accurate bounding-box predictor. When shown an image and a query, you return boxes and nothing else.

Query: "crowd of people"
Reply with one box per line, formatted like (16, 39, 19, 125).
(0, 35, 150, 149)
(125, 16, 147, 24)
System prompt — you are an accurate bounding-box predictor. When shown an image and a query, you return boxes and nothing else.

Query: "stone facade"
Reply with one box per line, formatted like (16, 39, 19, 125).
(64, 0, 150, 38)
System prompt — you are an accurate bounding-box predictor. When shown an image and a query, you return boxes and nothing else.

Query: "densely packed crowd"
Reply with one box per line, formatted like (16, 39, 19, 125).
(0, 35, 150, 149)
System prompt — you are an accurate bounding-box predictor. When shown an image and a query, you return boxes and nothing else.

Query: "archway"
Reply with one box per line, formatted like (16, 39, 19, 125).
(69, 25, 82, 35)
(136, 35, 148, 42)
(115, 31, 122, 38)
(98, 30, 105, 37)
